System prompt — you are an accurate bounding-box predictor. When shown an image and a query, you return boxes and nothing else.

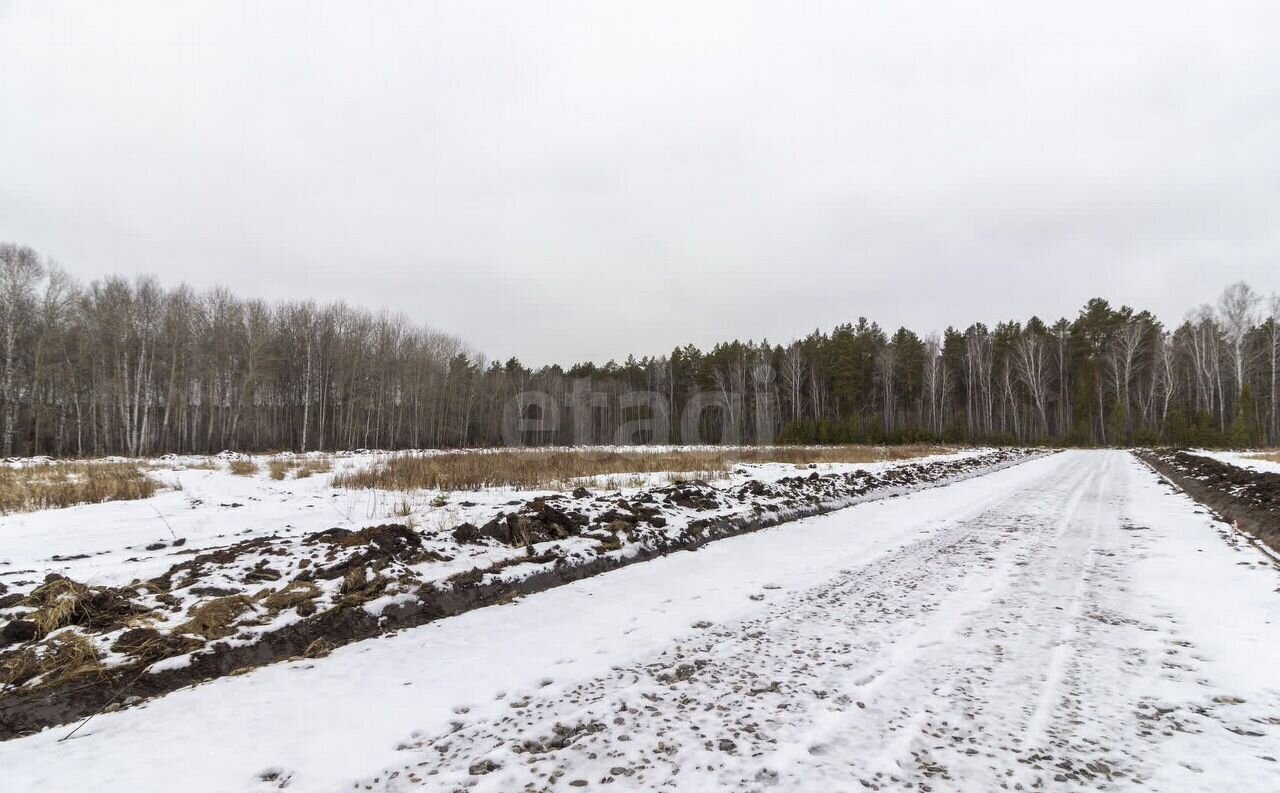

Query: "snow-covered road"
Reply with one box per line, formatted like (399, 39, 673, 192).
(3, 451, 1277, 792)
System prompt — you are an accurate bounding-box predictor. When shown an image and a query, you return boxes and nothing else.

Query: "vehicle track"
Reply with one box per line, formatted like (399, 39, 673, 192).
(365, 452, 1277, 792)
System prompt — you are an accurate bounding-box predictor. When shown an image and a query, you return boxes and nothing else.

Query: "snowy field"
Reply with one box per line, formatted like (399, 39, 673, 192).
(0, 447, 981, 593)
(1, 450, 1277, 792)
(1189, 449, 1280, 475)
(3, 446, 1017, 724)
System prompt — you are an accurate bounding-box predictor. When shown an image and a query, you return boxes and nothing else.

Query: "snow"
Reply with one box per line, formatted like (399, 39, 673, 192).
(3, 448, 1018, 688)
(0, 448, 986, 594)
(2, 451, 1277, 791)
(1189, 449, 1280, 475)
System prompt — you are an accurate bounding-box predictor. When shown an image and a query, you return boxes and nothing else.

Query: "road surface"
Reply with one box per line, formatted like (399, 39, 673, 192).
(3, 451, 1277, 792)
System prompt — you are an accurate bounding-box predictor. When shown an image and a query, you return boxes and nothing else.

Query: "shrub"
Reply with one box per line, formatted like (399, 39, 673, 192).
(228, 459, 259, 476)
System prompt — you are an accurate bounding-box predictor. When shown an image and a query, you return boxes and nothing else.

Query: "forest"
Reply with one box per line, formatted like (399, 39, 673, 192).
(1, 241, 1277, 456)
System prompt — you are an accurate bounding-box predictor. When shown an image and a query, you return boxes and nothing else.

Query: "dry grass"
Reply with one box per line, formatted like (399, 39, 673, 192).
(267, 458, 292, 480)
(267, 456, 332, 480)
(333, 445, 956, 492)
(0, 462, 159, 514)
(1, 633, 102, 689)
(259, 581, 321, 614)
(37, 633, 102, 686)
(176, 595, 254, 639)
(228, 459, 260, 476)
(24, 578, 91, 636)
(19, 576, 151, 638)
(1248, 452, 1280, 464)
(732, 445, 955, 466)
(0, 646, 40, 688)
(302, 637, 335, 659)
(293, 458, 332, 479)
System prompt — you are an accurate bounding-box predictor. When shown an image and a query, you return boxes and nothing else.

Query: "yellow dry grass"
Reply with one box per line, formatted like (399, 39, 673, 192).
(23, 578, 91, 636)
(293, 458, 332, 479)
(0, 646, 40, 687)
(333, 445, 956, 492)
(0, 462, 159, 514)
(1, 633, 102, 689)
(176, 595, 254, 639)
(38, 633, 103, 686)
(1248, 452, 1280, 465)
(302, 638, 335, 658)
(228, 459, 259, 476)
(267, 456, 332, 480)
(19, 577, 152, 639)
(259, 581, 321, 613)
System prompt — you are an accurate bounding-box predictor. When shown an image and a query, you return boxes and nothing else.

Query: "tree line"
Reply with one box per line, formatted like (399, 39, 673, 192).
(1, 241, 1277, 456)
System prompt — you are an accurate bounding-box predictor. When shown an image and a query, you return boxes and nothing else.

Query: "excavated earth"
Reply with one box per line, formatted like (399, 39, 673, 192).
(1138, 450, 1280, 556)
(0, 449, 1038, 739)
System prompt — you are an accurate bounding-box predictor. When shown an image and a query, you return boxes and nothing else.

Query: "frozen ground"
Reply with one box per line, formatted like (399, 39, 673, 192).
(1, 448, 1009, 694)
(2, 451, 1278, 792)
(0, 448, 984, 593)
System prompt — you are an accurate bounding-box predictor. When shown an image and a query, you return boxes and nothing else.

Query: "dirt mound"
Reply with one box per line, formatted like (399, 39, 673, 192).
(478, 499, 588, 546)
(0, 620, 37, 647)
(309, 523, 422, 555)
(17, 575, 150, 637)
(1139, 450, 1280, 553)
(659, 480, 722, 511)
(0, 448, 1041, 740)
(1, 633, 102, 689)
(110, 627, 202, 662)
(303, 523, 448, 580)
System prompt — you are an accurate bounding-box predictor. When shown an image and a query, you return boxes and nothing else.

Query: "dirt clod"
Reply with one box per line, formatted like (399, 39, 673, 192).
(1, 620, 38, 647)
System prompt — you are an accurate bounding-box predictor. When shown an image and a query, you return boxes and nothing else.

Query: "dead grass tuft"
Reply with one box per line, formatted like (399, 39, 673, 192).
(1248, 452, 1280, 465)
(24, 578, 90, 636)
(302, 638, 335, 659)
(0, 462, 159, 514)
(228, 459, 259, 476)
(267, 459, 291, 480)
(110, 627, 201, 663)
(267, 456, 332, 481)
(20, 576, 149, 637)
(294, 458, 332, 478)
(40, 633, 104, 686)
(333, 445, 956, 492)
(1, 633, 102, 689)
(337, 565, 389, 605)
(259, 581, 321, 616)
(177, 595, 254, 639)
(0, 647, 40, 688)
(340, 566, 367, 595)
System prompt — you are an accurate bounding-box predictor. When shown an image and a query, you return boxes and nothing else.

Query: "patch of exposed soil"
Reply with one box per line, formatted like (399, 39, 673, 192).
(0, 448, 1041, 739)
(1138, 450, 1280, 555)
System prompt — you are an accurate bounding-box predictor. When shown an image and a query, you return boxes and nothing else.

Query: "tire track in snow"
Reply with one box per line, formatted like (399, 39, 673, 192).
(338, 452, 1278, 793)
(355, 454, 1118, 791)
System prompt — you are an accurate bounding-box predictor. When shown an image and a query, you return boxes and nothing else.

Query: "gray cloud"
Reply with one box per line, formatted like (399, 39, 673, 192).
(2, 0, 1277, 364)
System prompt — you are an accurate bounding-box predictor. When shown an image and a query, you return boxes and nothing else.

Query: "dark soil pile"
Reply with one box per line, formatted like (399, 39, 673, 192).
(1138, 450, 1280, 554)
(0, 448, 1040, 739)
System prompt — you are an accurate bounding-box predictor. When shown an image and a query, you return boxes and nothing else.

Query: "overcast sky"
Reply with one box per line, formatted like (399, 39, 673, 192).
(1, 1, 1277, 365)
